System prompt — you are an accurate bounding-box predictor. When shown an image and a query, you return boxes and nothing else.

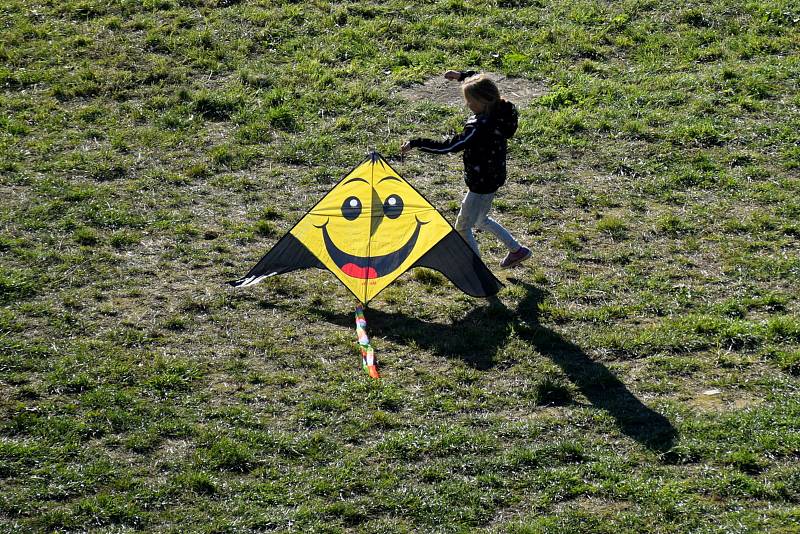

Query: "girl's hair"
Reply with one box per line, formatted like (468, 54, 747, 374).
(462, 74, 503, 112)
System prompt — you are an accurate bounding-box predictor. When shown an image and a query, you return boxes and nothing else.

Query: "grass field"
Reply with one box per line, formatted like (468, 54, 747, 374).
(1, 0, 799, 532)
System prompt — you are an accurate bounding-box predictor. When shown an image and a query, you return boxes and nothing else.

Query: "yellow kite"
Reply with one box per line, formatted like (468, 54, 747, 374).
(229, 152, 502, 304)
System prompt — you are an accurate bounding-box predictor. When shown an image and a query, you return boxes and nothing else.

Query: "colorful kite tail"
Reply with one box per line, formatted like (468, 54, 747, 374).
(355, 304, 380, 379)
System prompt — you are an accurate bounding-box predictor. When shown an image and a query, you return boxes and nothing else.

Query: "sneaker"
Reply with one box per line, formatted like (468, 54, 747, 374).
(500, 246, 531, 269)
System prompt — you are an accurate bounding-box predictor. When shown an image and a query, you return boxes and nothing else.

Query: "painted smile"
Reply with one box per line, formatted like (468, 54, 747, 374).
(318, 218, 428, 279)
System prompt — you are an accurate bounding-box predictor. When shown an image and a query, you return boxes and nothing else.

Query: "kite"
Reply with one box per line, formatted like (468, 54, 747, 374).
(229, 152, 503, 377)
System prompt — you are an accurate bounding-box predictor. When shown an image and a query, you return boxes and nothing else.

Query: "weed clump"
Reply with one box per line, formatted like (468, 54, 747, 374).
(176, 471, 218, 495)
(266, 105, 297, 131)
(0, 267, 35, 302)
(655, 213, 695, 236)
(193, 91, 242, 120)
(201, 437, 254, 472)
(412, 268, 446, 287)
(253, 220, 277, 237)
(74, 227, 100, 246)
(532, 375, 572, 406)
(596, 215, 627, 239)
(764, 348, 800, 376)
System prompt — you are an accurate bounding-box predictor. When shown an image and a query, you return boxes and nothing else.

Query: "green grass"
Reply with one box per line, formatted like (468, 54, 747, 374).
(1, 0, 799, 532)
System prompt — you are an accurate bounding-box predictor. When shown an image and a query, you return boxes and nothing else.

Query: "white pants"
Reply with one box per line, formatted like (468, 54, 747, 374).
(454, 191, 520, 257)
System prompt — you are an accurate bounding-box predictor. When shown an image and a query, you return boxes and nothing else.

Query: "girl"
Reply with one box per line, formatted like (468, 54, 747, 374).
(401, 71, 531, 269)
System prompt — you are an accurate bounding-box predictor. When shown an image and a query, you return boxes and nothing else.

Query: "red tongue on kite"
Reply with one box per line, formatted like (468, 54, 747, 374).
(342, 263, 378, 279)
(355, 304, 380, 379)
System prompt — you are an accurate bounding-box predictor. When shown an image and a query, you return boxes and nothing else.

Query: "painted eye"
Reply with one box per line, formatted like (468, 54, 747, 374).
(341, 196, 362, 220)
(383, 194, 403, 219)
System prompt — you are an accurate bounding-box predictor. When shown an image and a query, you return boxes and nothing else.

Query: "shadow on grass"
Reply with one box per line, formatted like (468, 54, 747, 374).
(310, 279, 677, 452)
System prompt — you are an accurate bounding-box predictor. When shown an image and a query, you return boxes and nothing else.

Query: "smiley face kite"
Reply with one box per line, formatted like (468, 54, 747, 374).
(229, 152, 502, 304)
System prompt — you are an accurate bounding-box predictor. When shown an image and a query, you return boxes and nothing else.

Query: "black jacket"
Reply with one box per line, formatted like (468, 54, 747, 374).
(409, 97, 518, 194)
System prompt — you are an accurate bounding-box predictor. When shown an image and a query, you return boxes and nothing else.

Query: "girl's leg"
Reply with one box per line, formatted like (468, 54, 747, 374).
(454, 191, 488, 256)
(472, 197, 521, 251)
(477, 206, 531, 268)
(476, 216, 521, 251)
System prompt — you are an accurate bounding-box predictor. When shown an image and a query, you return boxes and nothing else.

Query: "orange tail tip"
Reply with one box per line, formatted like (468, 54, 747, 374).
(365, 364, 381, 379)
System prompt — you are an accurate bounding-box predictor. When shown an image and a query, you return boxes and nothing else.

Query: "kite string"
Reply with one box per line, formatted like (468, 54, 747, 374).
(355, 304, 380, 379)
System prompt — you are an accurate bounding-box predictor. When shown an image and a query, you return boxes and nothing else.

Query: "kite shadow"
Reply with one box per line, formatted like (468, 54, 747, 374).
(312, 280, 677, 452)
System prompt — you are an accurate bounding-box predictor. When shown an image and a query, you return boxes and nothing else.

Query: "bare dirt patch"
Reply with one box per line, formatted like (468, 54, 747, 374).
(395, 72, 547, 109)
(687, 388, 764, 413)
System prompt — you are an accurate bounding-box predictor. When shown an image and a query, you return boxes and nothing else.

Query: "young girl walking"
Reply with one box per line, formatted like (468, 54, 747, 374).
(401, 71, 531, 269)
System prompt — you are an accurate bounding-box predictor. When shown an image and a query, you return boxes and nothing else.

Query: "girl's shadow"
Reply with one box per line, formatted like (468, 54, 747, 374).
(311, 280, 677, 452)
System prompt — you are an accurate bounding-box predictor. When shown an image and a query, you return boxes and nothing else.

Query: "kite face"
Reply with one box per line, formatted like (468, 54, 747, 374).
(289, 156, 452, 303)
(230, 152, 503, 305)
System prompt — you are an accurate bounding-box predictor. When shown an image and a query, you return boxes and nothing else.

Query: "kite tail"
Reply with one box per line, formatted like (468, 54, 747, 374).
(355, 304, 380, 379)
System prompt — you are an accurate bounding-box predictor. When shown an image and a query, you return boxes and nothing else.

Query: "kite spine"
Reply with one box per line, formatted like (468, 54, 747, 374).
(355, 304, 380, 379)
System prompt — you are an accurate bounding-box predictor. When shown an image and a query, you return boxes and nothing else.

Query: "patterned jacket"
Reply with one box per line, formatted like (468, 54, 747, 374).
(409, 73, 518, 194)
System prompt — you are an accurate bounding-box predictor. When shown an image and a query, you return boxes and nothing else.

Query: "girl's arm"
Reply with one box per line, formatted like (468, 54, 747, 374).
(408, 121, 479, 154)
(444, 70, 478, 81)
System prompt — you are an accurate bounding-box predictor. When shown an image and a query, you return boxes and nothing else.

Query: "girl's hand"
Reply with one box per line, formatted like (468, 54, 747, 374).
(444, 70, 461, 81)
(400, 141, 412, 154)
